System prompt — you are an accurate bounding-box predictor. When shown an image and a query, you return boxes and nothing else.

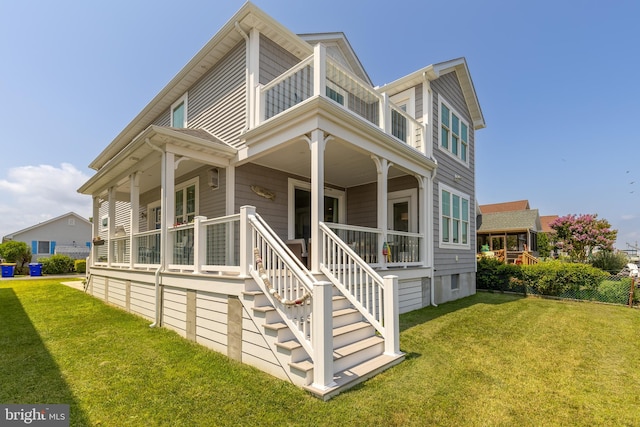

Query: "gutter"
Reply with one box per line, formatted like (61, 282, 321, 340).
(146, 138, 166, 327)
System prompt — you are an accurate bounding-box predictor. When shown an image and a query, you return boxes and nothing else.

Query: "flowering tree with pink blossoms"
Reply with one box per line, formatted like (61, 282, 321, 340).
(549, 214, 617, 262)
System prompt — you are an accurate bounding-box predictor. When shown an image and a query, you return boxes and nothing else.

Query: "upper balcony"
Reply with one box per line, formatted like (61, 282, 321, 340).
(254, 44, 426, 156)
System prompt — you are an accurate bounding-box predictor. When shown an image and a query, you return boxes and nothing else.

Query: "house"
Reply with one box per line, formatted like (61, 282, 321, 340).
(2, 212, 91, 261)
(477, 200, 541, 264)
(78, 2, 485, 398)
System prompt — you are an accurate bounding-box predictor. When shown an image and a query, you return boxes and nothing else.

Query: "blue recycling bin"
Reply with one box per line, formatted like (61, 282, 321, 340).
(1, 263, 16, 278)
(29, 263, 43, 277)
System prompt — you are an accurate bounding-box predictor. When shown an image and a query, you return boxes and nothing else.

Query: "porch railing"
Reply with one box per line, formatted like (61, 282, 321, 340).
(135, 229, 161, 265)
(258, 44, 425, 152)
(319, 222, 400, 355)
(326, 222, 423, 267)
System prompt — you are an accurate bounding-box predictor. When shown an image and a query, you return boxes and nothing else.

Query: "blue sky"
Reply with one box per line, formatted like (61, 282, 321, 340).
(1, 0, 638, 250)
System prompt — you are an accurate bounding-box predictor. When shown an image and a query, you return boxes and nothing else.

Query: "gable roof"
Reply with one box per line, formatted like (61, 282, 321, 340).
(88, 1, 311, 171)
(477, 209, 541, 233)
(540, 215, 559, 233)
(479, 200, 530, 214)
(2, 212, 91, 241)
(298, 32, 371, 85)
(377, 57, 485, 130)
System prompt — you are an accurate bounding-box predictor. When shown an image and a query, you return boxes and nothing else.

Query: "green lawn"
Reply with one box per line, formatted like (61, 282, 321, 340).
(2, 279, 639, 426)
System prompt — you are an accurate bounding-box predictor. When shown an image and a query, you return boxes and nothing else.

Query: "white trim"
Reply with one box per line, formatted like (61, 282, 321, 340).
(387, 189, 417, 233)
(170, 93, 188, 128)
(438, 182, 471, 250)
(438, 95, 469, 167)
(287, 178, 345, 240)
(390, 87, 415, 118)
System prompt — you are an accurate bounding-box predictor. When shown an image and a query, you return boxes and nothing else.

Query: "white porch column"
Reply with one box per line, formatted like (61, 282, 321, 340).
(193, 216, 206, 274)
(312, 280, 337, 390)
(107, 186, 116, 267)
(226, 165, 237, 265)
(372, 156, 389, 269)
(313, 43, 326, 97)
(310, 129, 325, 273)
(383, 275, 401, 355)
(239, 205, 256, 278)
(417, 175, 428, 267)
(225, 165, 236, 216)
(91, 196, 100, 266)
(161, 151, 175, 267)
(129, 172, 140, 268)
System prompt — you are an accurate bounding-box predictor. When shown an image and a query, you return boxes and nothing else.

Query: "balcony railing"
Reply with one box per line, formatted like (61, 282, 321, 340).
(258, 44, 425, 152)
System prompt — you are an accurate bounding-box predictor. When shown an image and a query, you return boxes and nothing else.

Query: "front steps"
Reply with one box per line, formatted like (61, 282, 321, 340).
(242, 287, 404, 400)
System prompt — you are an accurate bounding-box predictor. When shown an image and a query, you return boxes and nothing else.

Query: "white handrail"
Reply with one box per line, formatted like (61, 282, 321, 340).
(319, 222, 385, 334)
(247, 212, 316, 356)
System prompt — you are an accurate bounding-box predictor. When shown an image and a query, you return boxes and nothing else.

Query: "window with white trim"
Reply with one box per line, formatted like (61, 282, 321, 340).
(175, 177, 198, 225)
(171, 93, 188, 128)
(439, 97, 469, 164)
(439, 183, 470, 249)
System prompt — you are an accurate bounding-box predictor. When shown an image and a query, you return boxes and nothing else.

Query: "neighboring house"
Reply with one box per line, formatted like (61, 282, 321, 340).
(477, 200, 541, 263)
(78, 3, 485, 398)
(2, 212, 91, 261)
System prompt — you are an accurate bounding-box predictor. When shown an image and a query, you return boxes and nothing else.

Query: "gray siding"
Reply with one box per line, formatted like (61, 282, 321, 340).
(259, 34, 301, 85)
(188, 42, 246, 148)
(149, 42, 246, 148)
(235, 163, 290, 239)
(431, 71, 476, 278)
(346, 175, 419, 229)
(138, 166, 227, 232)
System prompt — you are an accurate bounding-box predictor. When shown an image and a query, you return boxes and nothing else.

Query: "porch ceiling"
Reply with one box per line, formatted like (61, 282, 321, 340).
(253, 138, 408, 188)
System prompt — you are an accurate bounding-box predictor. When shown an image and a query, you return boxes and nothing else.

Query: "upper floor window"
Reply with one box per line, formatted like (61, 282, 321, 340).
(439, 183, 470, 249)
(171, 93, 188, 128)
(439, 97, 469, 164)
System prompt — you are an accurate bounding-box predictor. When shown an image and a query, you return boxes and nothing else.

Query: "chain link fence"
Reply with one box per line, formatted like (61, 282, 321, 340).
(524, 274, 638, 306)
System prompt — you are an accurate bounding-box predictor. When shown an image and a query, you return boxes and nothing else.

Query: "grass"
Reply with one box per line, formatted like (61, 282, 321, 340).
(2, 279, 640, 426)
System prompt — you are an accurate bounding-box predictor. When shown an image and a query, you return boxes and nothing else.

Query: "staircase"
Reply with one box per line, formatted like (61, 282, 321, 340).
(242, 279, 404, 400)
(242, 208, 404, 400)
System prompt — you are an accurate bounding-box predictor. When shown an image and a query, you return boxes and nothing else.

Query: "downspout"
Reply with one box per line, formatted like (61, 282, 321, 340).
(423, 70, 439, 307)
(430, 167, 438, 307)
(235, 22, 250, 134)
(146, 138, 165, 327)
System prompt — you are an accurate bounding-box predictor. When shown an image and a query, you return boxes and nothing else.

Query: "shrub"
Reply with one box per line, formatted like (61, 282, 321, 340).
(41, 255, 75, 275)
(0, 241, 32, 274)
(590, 251, 629, 274)
(520, 260, 609, 296)
(74, 259, 86, 274)
(477, 257, 522, 292)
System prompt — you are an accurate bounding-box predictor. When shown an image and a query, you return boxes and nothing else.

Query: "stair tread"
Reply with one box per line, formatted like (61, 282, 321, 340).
(333, 335, 383, 359)
(242, 290, 264, 296)
(333, 307, 359, 316)
(253, 305, 276, 313)
(333, 321, 372, 337)
(304, 353, 405, 400)
(263, 322, 288, 331)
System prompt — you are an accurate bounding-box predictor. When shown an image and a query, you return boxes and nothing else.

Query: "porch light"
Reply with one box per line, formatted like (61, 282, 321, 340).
(208, 168, 219, 189)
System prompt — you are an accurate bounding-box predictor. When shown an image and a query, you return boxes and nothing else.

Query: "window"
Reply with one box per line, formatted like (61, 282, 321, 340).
(451, 274, 460, 291)
(38, 241, 50, 254)
(390, 88, 415, 143)
(439, 97, 469, 164)
(288, 178, 345, 240)
(101, 215, 108, 230)
(175, 178, 198, 225)
(171, 93, 188, 128)
(439, 183, 470, 249)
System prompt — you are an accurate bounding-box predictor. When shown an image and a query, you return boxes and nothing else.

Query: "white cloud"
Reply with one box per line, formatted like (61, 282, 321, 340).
(0, 163, 92, 237)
